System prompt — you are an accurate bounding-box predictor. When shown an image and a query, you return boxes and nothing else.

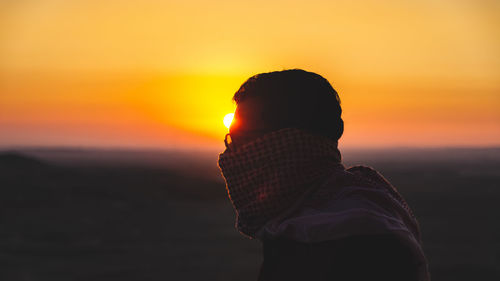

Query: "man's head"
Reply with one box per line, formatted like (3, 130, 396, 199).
(229, 69, 343, 147)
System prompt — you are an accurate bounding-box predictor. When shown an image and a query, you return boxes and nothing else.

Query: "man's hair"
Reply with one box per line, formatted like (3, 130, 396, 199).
(233, 69, 344, 140)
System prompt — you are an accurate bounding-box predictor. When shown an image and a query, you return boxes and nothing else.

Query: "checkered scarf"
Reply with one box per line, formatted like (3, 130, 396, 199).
(218, 128, 343, 238)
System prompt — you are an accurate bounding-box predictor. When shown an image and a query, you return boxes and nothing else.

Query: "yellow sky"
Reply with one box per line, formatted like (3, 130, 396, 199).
(0, 0, 499, 149)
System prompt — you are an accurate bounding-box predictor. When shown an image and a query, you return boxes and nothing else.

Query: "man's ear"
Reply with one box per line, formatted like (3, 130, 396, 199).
(336, 119, 344, 140)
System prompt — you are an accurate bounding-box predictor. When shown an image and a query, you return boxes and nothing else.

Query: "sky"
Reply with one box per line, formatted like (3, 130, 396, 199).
(0, 0, 499, 150)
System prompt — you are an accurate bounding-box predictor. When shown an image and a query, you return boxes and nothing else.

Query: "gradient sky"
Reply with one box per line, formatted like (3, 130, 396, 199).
(1, 0, 499, 150)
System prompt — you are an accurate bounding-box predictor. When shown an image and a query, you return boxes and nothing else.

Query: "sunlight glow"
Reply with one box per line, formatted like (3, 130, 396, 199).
(223, 113, 234, 129)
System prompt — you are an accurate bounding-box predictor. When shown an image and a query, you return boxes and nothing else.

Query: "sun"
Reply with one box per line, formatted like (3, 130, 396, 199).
(223, 113, 234, 129)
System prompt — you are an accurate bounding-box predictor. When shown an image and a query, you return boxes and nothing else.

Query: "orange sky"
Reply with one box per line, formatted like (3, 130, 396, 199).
(1, 0, 499, 150)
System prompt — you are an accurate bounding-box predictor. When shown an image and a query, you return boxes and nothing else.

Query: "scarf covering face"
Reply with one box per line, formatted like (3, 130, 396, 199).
(218, 128, 343, 238)
(218, 128, 427, 279)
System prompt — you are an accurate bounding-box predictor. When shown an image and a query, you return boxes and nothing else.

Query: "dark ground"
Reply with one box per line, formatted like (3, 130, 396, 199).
(0, 147, 499, 281)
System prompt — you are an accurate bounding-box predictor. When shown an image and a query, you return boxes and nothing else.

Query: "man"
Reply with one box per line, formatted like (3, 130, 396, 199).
(218, 69, 430, 281)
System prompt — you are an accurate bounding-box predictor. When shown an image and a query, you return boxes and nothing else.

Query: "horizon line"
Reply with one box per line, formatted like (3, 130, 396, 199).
(1, 144, 499, 152)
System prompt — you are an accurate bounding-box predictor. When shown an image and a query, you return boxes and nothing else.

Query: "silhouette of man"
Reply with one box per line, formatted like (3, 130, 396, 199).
(218, 69, 430, 281)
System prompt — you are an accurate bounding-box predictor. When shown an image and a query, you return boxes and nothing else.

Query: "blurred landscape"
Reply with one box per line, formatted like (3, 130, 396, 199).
(0, 147, 499, 281)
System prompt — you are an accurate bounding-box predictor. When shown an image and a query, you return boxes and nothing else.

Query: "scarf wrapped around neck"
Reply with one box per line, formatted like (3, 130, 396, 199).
(218, 128, 344, 238)
(218, 128, 428, 280)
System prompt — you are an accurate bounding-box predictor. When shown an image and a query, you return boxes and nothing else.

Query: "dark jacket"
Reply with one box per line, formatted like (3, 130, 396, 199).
(258, 234, 420, 281)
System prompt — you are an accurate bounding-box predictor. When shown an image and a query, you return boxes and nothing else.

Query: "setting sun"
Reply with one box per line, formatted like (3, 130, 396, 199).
(223, 113, 234, 129)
